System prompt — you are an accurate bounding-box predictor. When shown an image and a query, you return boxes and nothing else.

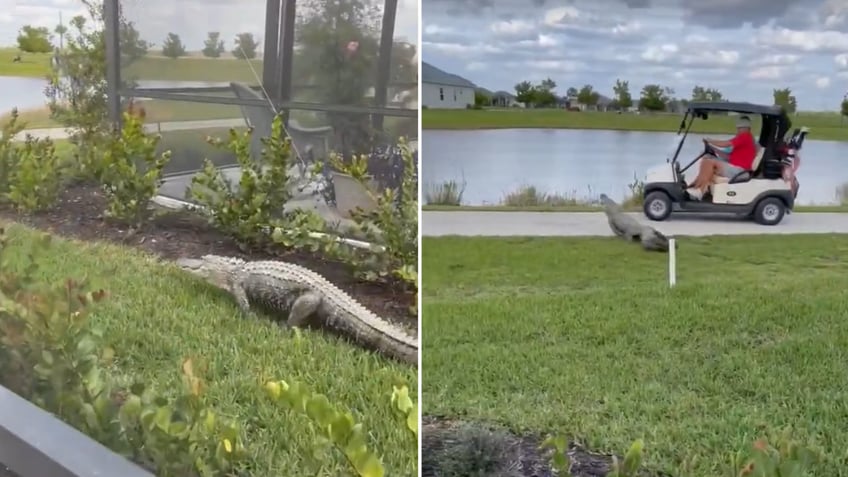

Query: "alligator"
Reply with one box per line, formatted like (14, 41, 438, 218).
(600, 194, 670, 252)
(175, 255, 418, 366)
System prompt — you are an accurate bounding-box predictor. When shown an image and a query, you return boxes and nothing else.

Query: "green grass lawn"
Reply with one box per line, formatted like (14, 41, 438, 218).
(422, 108, 848, 142)
(2, 222, 416, 475)
(0, 48, 269, 82)
(422, 234, 848, 475)
(4, 101, 243, 129)
(0, 49, 50, 77)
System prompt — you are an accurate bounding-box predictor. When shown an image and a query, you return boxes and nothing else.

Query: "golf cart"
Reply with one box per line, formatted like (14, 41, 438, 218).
(642, 102, 809, 226)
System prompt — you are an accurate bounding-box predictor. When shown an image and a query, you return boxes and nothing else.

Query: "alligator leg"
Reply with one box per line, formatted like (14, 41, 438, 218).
(285, 292, 322, 327)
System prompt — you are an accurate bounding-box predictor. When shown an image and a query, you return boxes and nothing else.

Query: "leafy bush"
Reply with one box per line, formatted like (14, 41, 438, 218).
(45, 1, 150, 182)
(0, 109, 66, 212)
(325, 139, 418, 287)
(0, 227, 249, 477)
(188, 115, 324, 248)
(264, 379, 418, 477)
(98, 113, 171, 226)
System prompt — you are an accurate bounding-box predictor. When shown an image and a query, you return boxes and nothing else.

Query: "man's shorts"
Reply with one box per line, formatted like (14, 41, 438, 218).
(720, 162, 745, 177)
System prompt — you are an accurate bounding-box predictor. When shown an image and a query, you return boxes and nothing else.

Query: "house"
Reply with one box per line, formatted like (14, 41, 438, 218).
(421, 62, 475, 109)
(572, 94, 615, 112)
(491, 90, 522, 108)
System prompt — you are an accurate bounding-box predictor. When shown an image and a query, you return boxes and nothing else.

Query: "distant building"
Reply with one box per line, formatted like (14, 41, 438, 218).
(421, 62, 475, 109)
(491, 91, 522, 108)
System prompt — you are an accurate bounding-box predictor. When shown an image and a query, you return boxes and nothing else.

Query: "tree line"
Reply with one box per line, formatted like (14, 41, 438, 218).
(16, 24, 261, 59)
(473, 76, 826, 115)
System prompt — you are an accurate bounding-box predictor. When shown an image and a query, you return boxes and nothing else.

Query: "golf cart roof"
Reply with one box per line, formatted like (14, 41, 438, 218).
(688, 101, 784, 116)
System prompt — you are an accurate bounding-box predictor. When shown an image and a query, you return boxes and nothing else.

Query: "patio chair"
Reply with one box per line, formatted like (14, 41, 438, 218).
(229, 82, 334, 196)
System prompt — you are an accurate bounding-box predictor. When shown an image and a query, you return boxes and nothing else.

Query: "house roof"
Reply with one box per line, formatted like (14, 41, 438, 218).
(421, 62, 476, 88)
(492, 90, 515, 98)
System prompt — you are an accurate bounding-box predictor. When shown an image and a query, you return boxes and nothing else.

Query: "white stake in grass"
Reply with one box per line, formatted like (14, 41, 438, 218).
(668, 237, 676, 288)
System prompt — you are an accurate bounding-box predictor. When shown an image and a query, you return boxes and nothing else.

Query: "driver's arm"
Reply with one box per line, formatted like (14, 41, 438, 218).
(707, 138, 733, 147)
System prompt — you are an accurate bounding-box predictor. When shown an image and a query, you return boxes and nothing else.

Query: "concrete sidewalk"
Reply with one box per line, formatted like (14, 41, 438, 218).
(422, 211, 848, 237)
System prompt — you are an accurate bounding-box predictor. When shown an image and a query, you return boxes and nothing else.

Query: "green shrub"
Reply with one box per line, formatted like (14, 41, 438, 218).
(0, 108, 66, 212)
(425, 179, 465, 206)
(325, 139, 418, 288)
(264, 379, 418, 477)
(97, 113, 171, 226)
(188, 115, 324, 248)
(0, 227, 249, 477)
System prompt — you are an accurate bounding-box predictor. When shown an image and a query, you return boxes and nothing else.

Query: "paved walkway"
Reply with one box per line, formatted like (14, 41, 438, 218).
(422, 211, 848, 237)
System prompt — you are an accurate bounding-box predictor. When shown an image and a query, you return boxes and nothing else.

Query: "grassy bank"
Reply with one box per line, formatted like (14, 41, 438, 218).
(3, 101, 242, 128)
(422, 234, 848, 475)
(0, 48, 271, 82)
(2, 222, 416, 475)
(422, 108, 848, 142)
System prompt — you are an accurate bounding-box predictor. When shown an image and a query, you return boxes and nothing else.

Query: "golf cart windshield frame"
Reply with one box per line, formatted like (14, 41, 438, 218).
(671, 101, 791, 172)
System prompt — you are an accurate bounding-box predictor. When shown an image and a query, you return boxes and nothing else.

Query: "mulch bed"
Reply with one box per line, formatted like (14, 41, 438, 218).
(422, 416, 670, 477)
(0, 182, 416, 331)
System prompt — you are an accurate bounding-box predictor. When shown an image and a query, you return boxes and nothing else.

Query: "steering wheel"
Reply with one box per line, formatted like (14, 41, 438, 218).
(702, 138, 714, 155)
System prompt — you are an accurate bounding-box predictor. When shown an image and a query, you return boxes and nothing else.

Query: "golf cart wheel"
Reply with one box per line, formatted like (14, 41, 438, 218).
(753, 197, 786, 226)
(643, 191, 672, 221)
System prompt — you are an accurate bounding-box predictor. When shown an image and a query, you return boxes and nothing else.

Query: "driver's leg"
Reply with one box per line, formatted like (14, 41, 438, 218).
(686, 157, 721, 199)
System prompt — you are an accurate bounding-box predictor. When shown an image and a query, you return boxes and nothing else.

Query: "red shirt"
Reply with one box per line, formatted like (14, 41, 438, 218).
(728, 131, 757, 170)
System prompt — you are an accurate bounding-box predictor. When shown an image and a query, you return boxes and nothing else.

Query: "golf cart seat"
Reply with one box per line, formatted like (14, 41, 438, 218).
(711, 147, 766, 186)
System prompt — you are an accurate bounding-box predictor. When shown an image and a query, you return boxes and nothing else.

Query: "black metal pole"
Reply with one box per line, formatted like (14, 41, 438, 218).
(276, 0, 296, 121)
(103, 0, 122, 129)
(371, 0, 398, 133)
(262, 0, 281, 94)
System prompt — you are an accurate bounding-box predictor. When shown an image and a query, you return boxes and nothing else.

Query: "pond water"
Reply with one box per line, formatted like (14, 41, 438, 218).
(0, 76, 231, 114)
(422, 128, 848, 206)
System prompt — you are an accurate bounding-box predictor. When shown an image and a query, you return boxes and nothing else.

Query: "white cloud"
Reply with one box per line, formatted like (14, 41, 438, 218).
(611, 21, 642, 36)
(538, 34, 558, 47)
(748, 66, 786, 80)
(466, 62, 486, 71)
(681, 50, 739, 67)
(754, 26, 848, 52)
(423, 41, 503, 57)
(815, 76, 831, 88)
(490, 19, 536, 37)
(835, 53, 848, 68)
(542, 6, 582, 29)
(526, 60, 586, 73)
(641, 43, 679, 62)
(752, 54, 801, 66)
(424, 24, 453, 36)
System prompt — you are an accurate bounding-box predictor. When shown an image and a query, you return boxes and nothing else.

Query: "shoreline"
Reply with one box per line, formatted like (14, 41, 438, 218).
(421, 108, 848, 142)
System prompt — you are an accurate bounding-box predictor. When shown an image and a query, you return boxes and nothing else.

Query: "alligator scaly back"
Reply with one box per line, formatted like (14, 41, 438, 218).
(599, 194, 669, 252)
(176, 255, 418, 366)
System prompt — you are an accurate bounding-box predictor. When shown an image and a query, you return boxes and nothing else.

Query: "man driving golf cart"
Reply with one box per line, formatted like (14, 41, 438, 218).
(686, 115, 757, 200)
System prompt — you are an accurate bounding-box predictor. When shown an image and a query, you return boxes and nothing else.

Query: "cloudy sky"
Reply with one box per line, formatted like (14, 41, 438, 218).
(423, 0, 848, 111)
(2, 0, 418, 50)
